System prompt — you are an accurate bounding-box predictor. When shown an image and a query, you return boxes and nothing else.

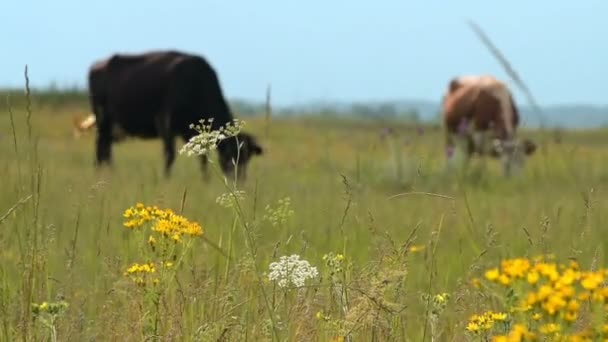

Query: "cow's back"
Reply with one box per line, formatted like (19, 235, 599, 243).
(443, 84, 480, 132)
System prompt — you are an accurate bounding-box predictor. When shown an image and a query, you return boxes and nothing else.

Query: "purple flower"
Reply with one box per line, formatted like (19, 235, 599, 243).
(417, 126, 424, 136)
(458, 118, 469, 136)
(380, 127, 394, 140)
(446, 146, 455, 159)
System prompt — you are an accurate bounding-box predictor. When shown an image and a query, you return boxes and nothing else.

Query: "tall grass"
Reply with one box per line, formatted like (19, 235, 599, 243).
(0, 89, 607, 340)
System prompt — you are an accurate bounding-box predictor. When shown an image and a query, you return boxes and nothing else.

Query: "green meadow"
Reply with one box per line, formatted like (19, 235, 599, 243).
(1, 91, 608, 341)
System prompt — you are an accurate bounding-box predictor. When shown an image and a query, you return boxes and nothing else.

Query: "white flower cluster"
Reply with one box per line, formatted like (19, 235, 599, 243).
(268, 254, 319, 288)
(215, 190, 246, 208)
(263, 197, 295, 227)
(179, 118, 245, 157)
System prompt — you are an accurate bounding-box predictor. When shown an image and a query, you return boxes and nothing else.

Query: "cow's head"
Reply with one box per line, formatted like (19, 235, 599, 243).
(491, 137, 537, 176)
(217, 132, 263, 181)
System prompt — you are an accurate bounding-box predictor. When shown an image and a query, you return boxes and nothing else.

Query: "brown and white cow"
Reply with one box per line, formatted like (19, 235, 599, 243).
(442, 75, 536, 176)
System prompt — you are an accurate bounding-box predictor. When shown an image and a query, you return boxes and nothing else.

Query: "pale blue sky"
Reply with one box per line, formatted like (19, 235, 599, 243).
(2, 1, 607, 106)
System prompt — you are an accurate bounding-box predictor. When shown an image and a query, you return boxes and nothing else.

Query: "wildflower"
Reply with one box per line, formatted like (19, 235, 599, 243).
(498, 274, 511, 286)
(263, 197, 295, 227)
(268, 254, 319, 288)
(470, 255, 608, 340)
(502, 258, 530, 279)
(490, 312, 507, 321)
(125, 262, 156, 275)
(123, 203, 203, 243)
(580, 272, 603, 290)
(433, 293, 450, 306)
(408, 244, 425, 253)
(323, 252, 346, 275)
(40, 302, 49, 311)
(485, 268, 500, 281)
(124, 262, 158, 287)
(539, 323, 560, 334)
(564, 311, 577, 322)
(216, 190, 245, 208)
(466, 322, 480, 334)
(179, 118, 244, 156)
(31, 300, 69, 316)
(446, 146, 455, 159)
(527, 271, 540, 285)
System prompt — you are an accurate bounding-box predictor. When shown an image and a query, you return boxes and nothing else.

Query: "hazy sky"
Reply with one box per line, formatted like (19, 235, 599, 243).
(3, 1, 607, 106)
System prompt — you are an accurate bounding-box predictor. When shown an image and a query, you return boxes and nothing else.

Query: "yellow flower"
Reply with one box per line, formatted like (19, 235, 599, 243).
(498, 274, 511, 286)
(490, 312, 507, 321)
(434, 293, 450, 305)
(527, 271, 540, 285)
(535, 262, 559, 282)
(408, 245, 425, 253)
(336, 254, 345, 261)
(539, 323, 560, 334)
(485, 268, 500, 281)
(466, 322, 480, 333)
(567, 299, 580, 312)
(581, 272, 603, 290)
(578, 291, 590, 301)
(543, 294, 566, 315)
(502, 258, 530, 278)
(537, 285, 553, 301)
(564, 310, 577, 322)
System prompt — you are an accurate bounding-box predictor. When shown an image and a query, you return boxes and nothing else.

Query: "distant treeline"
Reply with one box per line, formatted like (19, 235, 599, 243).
(0, 88, 427, 123)
(2, 88, 607, 128)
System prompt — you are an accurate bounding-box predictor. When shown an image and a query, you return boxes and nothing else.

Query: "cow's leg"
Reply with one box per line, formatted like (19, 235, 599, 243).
(162, 134, 176, 178)
(199, 155, 211, 181)
(95, 113, 112, 168)
(445, 129, 464, 173)
(158, 112, 176, 178)
(444, 129, 456, 159)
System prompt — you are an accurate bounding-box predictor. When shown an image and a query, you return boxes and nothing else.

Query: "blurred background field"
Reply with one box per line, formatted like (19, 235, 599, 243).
(1, 90, 607, 340)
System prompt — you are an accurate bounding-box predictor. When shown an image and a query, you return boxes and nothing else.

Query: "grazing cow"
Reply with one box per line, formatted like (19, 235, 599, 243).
(442, 75, 536, 175)
(84, 50, 263, 180)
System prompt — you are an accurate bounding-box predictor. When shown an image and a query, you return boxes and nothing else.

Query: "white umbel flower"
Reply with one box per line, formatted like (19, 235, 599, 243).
(268, 254, 319, 288)
(179, 118, 245, 157)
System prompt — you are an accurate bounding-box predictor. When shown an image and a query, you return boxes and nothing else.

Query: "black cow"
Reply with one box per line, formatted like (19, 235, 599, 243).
(86, 50, 263, 179)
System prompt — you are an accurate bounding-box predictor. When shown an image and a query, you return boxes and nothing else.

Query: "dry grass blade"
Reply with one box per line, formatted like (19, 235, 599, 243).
(467, 20, 545, 125)
(386, 191, 455, 201)
(0, 195, 33, 224)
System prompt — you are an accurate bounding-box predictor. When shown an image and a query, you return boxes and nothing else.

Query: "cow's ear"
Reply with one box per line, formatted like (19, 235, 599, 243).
(252, 144, 263, 155)
(524, 140, 537, 155)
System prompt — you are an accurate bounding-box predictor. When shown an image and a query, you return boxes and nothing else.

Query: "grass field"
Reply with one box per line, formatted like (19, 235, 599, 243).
(1, 96, 608, 341)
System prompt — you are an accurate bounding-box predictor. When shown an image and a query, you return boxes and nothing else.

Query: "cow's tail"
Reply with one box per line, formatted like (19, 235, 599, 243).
(72, 114, 97, 139)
